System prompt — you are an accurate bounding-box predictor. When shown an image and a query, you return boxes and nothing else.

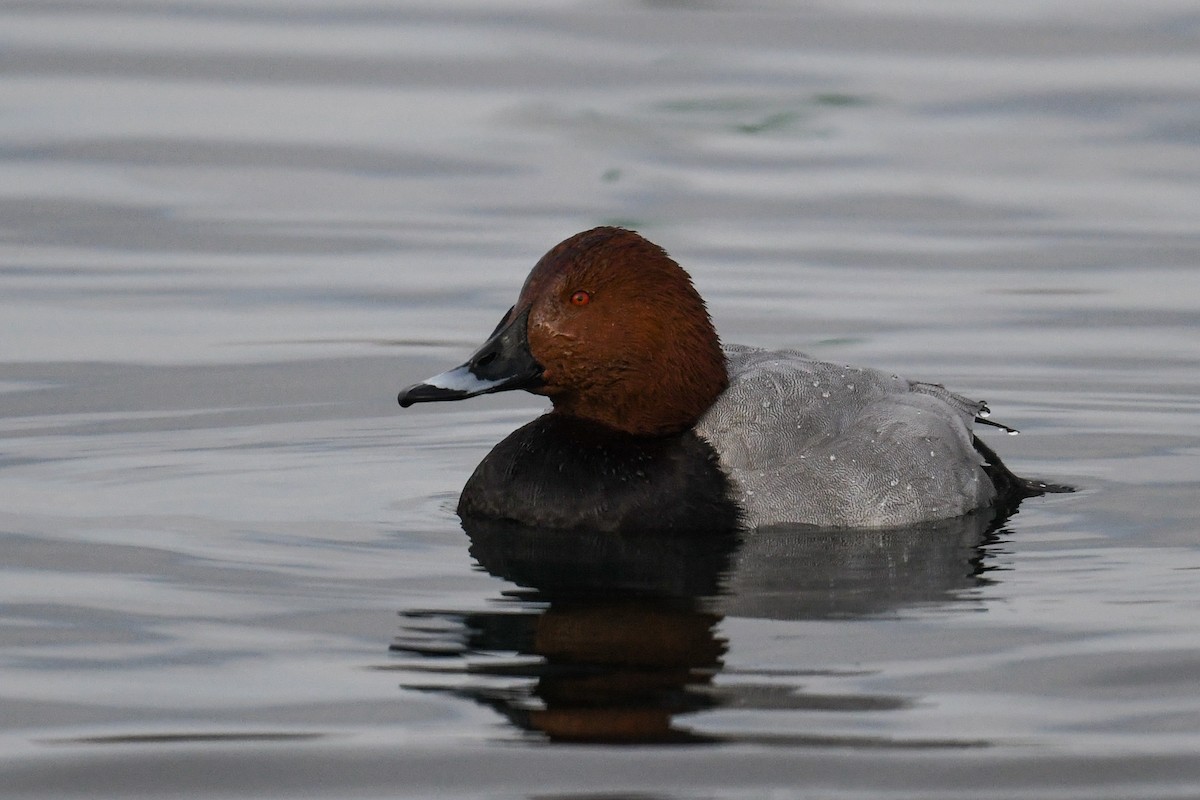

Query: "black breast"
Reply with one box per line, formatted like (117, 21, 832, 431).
(457, 414, 742, 534)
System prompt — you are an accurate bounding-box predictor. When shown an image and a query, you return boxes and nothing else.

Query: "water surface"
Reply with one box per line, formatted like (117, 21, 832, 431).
(3, 2, 1200, 798)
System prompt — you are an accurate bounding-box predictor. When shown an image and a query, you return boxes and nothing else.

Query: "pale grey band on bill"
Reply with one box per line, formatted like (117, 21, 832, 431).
(421, 365, 506, 396)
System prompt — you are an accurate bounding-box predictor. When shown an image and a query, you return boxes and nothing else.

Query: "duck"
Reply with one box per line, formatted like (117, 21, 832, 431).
(399, 226, 1063, 533)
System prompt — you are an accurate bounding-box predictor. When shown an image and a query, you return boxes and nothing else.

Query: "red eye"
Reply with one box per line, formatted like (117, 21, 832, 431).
(570, 290, 591, 306)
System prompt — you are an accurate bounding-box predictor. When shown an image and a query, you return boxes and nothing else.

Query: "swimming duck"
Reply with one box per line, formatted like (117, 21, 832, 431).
(399, 227, 1060, 532)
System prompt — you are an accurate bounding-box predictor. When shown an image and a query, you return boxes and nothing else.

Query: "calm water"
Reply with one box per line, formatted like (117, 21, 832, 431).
(3, 1, 1200, 797)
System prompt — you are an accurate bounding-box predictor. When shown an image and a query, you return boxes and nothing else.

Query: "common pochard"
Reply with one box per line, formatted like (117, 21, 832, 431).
(399, 227, 1063, 532)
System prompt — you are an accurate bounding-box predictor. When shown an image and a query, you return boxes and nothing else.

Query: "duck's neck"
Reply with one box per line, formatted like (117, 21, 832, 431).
(551, 335, 729, 438)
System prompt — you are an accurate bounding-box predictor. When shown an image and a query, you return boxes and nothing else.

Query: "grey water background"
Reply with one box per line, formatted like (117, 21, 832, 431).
(2, 1, 1200, 797)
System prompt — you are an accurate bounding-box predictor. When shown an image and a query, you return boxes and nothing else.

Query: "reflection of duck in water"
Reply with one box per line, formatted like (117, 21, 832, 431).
(398, 598, 727, 744)
(399, 226, 1068, 532)
(389, 511, 1010, 745)
(394, 523, 737, 744)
